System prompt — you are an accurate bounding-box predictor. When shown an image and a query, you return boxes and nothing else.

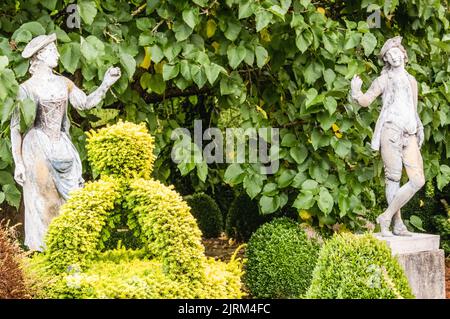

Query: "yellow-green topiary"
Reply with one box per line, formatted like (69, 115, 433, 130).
(26, 249, 243, 299)
(86, 121, 156, 179)
(306, 233, 413, 299)
(27, 121, 243, 299)
(45, 177, 124, 271)
(124, 179, 206, 280)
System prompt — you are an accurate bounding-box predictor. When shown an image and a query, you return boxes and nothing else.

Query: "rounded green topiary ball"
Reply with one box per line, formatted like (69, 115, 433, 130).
(306, 233, 414, 299)
(86, 120, 156, 179)
(185, 193, 223, 238)
(244, 218, 321, 298)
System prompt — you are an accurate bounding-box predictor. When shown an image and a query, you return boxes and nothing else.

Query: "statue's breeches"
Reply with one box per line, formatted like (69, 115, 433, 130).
(380, 122, 425, 190)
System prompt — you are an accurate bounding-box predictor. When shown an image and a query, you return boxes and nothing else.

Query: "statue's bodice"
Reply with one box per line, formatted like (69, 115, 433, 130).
(26, 75, 69, 140)
(35, 97, 67, 140)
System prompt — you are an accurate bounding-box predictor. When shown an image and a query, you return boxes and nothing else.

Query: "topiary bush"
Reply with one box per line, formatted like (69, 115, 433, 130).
(45, 177, 124, 271)
(185, 193, 223, 238)
(306, 233, 414, 299)
(26, 121, 243, 299)
(244, 218, 321, 298)
(226, 193, 268, 242)
(0, 222, 30, 299)
(86, 121, 156, 179)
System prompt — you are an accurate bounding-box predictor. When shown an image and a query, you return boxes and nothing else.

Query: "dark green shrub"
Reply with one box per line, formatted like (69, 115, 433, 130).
(225, 194, 268, 241)
(433, 198, 450, 255)
(185, 193, 223, 238)
(211, 184, 235, 221)
(244, 218, 321, 298)
(306, 233, 414, 299)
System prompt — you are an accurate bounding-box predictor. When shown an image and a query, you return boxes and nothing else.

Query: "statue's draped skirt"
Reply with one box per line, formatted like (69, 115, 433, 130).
(20, 98, 83, 251)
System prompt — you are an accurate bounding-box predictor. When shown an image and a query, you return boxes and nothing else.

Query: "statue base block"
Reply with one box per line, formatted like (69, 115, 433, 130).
(374, 233, 445, 299)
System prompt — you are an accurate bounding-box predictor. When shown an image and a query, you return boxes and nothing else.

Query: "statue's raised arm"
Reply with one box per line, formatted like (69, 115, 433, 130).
(10, 33, 121, 251)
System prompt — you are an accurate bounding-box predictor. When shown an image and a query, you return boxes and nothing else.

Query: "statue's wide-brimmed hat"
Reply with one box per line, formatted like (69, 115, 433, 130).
(379, 36, 403, 59)
(21, 33, 57, 59)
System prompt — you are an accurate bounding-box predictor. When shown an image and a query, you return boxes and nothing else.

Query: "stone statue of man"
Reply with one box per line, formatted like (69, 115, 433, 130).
(351, 36, 425, 237)
(11, 33, 121, 251)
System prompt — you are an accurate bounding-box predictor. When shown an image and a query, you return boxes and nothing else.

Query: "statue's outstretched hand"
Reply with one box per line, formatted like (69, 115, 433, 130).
(351, 75, 363, 93)
(103, 66, 121, 87)
(14, 163, 26, 186)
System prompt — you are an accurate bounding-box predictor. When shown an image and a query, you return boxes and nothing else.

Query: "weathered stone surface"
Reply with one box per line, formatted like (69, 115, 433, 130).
(374, 233, 440, 255)
(396, 249, 445, 299)
(374, 233, 445, 299)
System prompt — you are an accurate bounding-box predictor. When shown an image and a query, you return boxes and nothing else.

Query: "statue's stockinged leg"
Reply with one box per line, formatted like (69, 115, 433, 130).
(385, 179, 411, 236)
(378, 134, 425, 236)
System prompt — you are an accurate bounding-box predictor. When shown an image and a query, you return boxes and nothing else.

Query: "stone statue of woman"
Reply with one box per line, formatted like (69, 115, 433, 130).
(10, 34, 121, 251)
(351, 36, 425, 237)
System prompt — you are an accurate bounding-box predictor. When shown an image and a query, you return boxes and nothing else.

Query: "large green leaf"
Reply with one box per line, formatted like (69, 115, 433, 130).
(361, 33, 377, 56)
(277, 169, 296, 188)
(224, 20, 241, 41)
(119, 52, 136, 80)
(318, 187, 333, 215)
(293, 192, 315, 210)
(255, 8, 273, 32)
(148, 74, 166, 94)
(78, 1, 98, 25)
(260, 195, 279, 214)
(173, 21, 193, 41)
(60, 42, 80, 74)
(191, 64, 207, 88)
(182, 8, 200, 29)
(227, 44, 246, 69)
(290, 145, 308, 164)
(437, 164, 450, 190)
(255, 46, 268, 68)
(162, 63, 179, 81)
(205, 63, 225, 85)
(224, 163, 245, 185)
(3, 184, 20, 209)
(238, 0, 254, 19)
(244, 173, 264, 199)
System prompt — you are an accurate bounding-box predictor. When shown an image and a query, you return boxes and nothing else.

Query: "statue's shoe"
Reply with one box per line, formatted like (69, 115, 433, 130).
(376, 215, 394, 237)
(392, 224, 413, 237)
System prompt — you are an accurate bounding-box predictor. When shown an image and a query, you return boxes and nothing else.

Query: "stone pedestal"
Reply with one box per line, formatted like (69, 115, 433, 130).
(374, 233, 445, 299)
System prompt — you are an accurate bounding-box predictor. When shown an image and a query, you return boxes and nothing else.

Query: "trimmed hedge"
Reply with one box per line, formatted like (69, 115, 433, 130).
(306, 233, 414, 299)
(226, 194, 267, 241)
(244, 218, 321, 298)
(86, 120, 156, 179)
(124, 179, 206, 280)
(185, 193, 223, 238)
(45, 177, 124, 271)
(27, 121, 243, 298)
(26, 247, 243, 299)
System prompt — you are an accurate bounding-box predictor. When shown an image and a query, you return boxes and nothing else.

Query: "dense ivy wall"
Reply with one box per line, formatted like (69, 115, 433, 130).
(0, 0, 448, 229)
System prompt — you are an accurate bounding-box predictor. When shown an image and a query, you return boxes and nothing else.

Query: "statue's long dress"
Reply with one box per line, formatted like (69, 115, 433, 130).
(12, 77, 86, 251)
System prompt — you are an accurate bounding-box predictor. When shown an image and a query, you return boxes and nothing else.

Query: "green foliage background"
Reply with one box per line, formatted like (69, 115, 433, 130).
(0, 0, 448, 230)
